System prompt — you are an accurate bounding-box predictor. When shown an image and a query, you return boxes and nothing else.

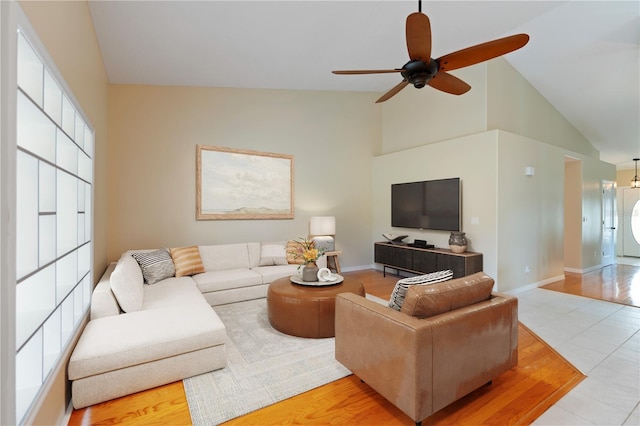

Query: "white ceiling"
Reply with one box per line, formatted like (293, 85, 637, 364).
(88, 0, 640, 169)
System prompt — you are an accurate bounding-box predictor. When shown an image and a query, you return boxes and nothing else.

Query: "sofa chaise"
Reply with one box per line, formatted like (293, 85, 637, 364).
(69, 241, 314, 409)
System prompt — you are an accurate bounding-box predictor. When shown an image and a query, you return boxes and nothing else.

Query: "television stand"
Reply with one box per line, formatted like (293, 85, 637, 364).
(374, 242, 482, 278)
(407, 243, 435, 249)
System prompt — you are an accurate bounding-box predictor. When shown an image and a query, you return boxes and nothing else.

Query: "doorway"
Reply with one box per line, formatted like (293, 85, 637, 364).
(602, 180, 616, 266)
(619, 187, 640, 257)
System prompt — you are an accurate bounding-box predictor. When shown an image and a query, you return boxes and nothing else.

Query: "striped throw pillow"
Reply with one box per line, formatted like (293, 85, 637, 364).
(388, 270, 454, 311)
(170, 246, 205, 277)
(259, 241, 288, 266)
(131, 248, 175, 284)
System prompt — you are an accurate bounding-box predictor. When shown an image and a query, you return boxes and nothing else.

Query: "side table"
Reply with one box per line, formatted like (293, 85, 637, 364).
(324, 250, 342, 274)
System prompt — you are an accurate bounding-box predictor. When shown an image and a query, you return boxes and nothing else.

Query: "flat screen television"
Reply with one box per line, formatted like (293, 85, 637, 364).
(391, 178, 461, 231)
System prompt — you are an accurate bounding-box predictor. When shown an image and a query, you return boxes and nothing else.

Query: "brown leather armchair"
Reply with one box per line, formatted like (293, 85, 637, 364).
(335, 272, 518, 426)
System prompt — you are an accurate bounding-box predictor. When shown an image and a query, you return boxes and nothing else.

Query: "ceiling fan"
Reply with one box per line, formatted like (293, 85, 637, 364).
(332, 0, 530, 103)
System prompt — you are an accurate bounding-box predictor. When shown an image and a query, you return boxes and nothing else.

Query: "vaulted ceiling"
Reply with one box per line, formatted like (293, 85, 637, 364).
(88, 1, 639, 169)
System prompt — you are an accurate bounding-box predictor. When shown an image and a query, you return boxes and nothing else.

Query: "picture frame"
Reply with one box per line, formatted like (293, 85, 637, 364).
(196, 145, 294, 220)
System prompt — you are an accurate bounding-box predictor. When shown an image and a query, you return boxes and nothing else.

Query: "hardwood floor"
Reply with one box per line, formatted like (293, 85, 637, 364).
(221, 321, 583, 426)
(542, 263, 640, 307)
(69, 381, 191, 425)
(70, 266, 640, 426)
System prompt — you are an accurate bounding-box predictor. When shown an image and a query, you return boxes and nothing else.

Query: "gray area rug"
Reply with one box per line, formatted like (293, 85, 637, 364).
(183, 297, 351, 425)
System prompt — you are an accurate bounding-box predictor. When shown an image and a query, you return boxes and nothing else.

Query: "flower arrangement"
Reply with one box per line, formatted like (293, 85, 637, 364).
(289, 237, 324, 267)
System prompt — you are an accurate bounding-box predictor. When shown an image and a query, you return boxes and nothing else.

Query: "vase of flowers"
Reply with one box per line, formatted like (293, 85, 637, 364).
(289, 238, 324, 282)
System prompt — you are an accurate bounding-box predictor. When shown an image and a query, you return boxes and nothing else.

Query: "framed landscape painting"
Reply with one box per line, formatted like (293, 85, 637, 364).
(196, 145, 294, 220)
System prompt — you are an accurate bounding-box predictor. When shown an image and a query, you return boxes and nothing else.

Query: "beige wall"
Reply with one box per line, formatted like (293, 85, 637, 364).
(564, 159, 583, 269)
(377, 56, 615, 291)
(496, 131, 566, 291)
(381, 58, 600, 159)
(18, 1, 108, 424)
(372, 131, 499, 279)
(381, 66, 487, 154)
(487, 58, 599, 159)
(487, 57, 615, 276)
(107, 85, 380, 268)
(617, 168, 637, 188)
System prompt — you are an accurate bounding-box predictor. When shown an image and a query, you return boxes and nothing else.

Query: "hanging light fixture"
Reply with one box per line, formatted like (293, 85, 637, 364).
(632, 158, 640, 188)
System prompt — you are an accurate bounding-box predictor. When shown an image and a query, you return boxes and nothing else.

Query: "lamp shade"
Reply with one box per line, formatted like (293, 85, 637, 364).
(310, 216, 335, 236)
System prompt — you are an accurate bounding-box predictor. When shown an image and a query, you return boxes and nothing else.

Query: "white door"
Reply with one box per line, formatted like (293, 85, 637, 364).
(602, 181, 616, 265)
(623, 188, 640, 257)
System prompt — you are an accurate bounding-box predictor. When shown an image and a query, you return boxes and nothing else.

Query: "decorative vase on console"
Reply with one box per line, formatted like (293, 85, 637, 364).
(302, 262, 319, 282)
(449, 231, 468, 253)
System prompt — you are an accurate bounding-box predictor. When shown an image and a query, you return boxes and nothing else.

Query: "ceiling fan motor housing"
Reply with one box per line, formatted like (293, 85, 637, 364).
(401, 59, 439, 88)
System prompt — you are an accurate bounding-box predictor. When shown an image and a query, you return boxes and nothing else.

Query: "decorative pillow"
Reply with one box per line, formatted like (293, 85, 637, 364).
(131, 248, 175, 284)
(286, 239, 317, 265)
(388, 270, 453, 311)
(259, 241, 288, 266)
(110, 254, 144, 313)
(286, 240, 305, 264)
(170, 246, 205, 277)
(400, 272, 494, 319)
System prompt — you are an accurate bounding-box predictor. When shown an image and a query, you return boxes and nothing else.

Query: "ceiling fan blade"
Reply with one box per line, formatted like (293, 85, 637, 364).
(332, 69, 402, 75)
(406, 12, 431, 61)
(437, 34, 529, 72)
(376, 81, 409, 103)
(428, 71, 471, 95)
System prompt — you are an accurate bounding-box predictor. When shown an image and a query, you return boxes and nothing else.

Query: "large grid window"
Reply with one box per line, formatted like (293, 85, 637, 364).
(15, 29, 93, 422)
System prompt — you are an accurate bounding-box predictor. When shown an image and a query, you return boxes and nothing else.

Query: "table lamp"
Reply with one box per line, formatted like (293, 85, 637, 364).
(310, 216, 335, 252)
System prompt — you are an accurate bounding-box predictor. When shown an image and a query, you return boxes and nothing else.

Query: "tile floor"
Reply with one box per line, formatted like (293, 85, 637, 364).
(517, 288, 640, 425)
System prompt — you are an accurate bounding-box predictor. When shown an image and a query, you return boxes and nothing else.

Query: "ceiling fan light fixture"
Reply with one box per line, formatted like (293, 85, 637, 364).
(632, 158, 640, 188)
(331, 0, 529, 103)
(408, 73, 428, 88)
(401, 59, 438, 88)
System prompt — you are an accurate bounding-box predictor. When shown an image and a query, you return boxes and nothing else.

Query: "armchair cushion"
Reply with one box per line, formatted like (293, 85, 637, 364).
(400, 272, 494, 319)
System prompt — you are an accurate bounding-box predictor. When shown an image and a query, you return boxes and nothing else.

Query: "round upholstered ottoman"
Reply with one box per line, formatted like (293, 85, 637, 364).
(267, 276, 365, 338)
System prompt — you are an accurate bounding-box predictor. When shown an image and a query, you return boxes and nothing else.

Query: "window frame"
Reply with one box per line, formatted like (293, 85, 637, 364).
(0, 3, 95, 424)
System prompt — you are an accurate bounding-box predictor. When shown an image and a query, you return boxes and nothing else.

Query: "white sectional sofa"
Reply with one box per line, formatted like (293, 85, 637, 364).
(69, 241, 315, 409)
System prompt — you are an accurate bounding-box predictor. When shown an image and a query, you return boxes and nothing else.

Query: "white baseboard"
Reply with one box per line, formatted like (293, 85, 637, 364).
(504, 274, 565, 295)
(341, 264, 376, 273)
(504, 283, 538, 295)
(61, 401, 74, 426)
(564, 264, 606, 274)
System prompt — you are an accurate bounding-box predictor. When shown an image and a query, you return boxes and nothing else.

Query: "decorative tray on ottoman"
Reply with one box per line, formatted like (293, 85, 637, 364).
(290, 274, 344, 286)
